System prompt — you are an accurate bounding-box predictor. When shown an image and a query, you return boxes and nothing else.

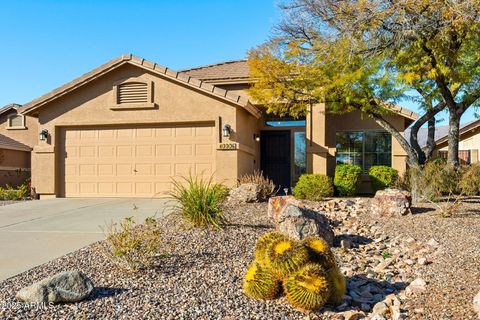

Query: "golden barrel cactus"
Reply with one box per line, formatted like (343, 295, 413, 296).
(283, 263, 331, 311)
(265, 237, 309, 279)
(243, 261, 281, 300)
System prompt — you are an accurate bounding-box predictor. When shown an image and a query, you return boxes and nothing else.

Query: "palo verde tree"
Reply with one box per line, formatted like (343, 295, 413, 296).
(248, 0, 480, 167)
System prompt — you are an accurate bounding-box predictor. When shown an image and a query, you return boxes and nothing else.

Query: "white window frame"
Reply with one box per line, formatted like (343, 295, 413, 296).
(6, 113, 26, 130)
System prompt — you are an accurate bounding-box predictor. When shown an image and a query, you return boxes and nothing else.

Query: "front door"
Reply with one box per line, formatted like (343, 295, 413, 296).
(260, 130, 291, 189)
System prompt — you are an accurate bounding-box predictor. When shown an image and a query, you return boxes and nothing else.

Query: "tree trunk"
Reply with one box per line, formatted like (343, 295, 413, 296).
(447, 110, 461, 167)
(369, 113, 420, 168)
(424, 117, 436, 161)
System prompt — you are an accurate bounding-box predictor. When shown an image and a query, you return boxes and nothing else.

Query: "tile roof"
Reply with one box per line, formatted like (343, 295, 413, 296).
(22, 54, 261, 118)
(181, 60, 250, 82)
(404, 119, 480, 147)
(0, 134, 31, 152)
(0, 103, 22, 116)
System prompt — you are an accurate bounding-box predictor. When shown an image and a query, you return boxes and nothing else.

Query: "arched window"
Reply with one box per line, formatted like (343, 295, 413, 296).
(7, 114, 25, 129)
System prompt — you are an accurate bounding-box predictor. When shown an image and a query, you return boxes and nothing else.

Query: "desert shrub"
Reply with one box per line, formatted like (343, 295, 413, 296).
(410, 158, 464, 201)
(103, 216, 165, 271)
(0, 184, 30, 200)
(293, 174, 334, 200)
(170, 174, 228, 228)
(238, 170, 275, 200)
(334, 164, 362, 196)
(369, 166, 398, 192)
(458, 163, 480, 196)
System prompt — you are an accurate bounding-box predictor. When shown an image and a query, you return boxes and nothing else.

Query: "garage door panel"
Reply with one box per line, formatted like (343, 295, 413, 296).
(61, 124, 215, 197)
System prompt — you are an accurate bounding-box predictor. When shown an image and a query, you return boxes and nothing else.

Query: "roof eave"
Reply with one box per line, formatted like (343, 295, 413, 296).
(21, 54, 260, 119)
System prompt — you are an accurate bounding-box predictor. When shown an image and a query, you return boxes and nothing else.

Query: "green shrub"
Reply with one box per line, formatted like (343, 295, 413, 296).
(334, 164, 362, 196)
(103, 216, 165, 272)
(170, 174, 228, 228)
(293, 174, 334, 200)
(458, 163, 480, 196)
(0, 184, 30, 200)
(369, 166, 399, 192)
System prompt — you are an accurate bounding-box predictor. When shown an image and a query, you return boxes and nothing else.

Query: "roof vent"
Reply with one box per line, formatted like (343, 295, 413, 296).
(117, 82, 149, 104)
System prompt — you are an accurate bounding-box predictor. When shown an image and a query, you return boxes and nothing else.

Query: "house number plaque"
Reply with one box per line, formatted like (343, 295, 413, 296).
(217, 143, 238, 150)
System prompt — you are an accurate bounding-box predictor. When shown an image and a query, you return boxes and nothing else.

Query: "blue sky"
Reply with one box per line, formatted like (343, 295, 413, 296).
(0, 0, 476, 125)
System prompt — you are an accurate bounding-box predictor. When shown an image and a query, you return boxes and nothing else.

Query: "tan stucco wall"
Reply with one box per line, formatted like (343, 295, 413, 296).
(0, 148, 30, 187)
(31, 64, 252, 197)
(0, 110, 39, 148)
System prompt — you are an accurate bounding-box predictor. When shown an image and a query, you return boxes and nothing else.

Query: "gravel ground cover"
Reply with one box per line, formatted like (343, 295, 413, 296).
(0, 198, 479, 319)
(367, 197, 480, 320)
(0, 200, 25, 207)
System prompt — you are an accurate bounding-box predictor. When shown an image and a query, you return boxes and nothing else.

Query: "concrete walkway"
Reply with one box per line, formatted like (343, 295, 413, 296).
(0, 198, 172, 281)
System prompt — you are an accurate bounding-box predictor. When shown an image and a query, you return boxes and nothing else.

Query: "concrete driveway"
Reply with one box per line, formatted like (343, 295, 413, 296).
(0, 198, 172, 281)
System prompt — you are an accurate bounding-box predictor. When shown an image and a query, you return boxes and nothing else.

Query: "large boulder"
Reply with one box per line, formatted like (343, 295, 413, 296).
(16, 270, 94, 304)
(268, 196, 334, 245)
(228, 183, 262, 203)
(371, 188, 412, 217)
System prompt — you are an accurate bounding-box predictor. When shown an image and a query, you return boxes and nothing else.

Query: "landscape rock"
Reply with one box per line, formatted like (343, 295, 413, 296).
(405, 278, 427, 296)
(271, 197, 334, 244)
(474, 291, 480, 317)
(267, 196, 302, 222)
(372, 301, 389, 316)
(228, 183, 262, 203)
(371, 188, 412, 217)
(16, 270, 93, 303)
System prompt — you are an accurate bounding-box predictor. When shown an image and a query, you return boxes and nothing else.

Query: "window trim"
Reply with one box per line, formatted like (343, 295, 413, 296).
(335, 129, 392, 172)
(6, 113, 27, 130)
(111, 77, 155, 110)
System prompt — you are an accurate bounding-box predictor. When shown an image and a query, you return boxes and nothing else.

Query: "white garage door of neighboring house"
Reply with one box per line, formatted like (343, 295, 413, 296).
(59, 124, 216, 197)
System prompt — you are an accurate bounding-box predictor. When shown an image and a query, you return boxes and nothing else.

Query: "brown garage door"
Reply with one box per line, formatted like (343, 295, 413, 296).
(59, 124, 216, 197)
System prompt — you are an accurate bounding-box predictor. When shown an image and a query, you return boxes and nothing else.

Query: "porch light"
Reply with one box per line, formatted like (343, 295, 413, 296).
(254, 133, 260, 142)
(222, 124, 232, 137)
(39, 129, 49, 141)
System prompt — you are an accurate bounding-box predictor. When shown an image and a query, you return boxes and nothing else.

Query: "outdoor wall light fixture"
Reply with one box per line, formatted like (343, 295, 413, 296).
(222, 124, 232, 137)
(39, 129, 49, 141)
(254, 133, 260, 142)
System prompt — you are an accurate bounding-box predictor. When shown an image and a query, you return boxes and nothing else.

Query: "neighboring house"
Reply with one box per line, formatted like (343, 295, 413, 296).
(14, 54, 415, 199)
(405, 119, 480, 164)
(0, 104, 37, 186)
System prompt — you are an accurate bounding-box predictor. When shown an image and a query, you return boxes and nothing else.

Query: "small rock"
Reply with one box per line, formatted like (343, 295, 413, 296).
(341, 239, 353, 249)
(343, 310, 365, 320)
(16, 270, 93, 303)
(473, 291, 480, 316)
(427, 238, 439, 247)
(372, 301, 389, 315)
(417, 257, 428, 265)
(405, 278, 427, 295)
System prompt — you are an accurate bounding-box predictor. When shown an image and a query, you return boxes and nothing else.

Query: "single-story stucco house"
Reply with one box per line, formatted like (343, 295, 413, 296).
(7, 54, 416, 198)
(405, 119, 480, 164)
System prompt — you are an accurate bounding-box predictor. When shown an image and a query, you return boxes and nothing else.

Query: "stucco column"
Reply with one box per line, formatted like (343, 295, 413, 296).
(31, 126, 56, 199)
(306, 103, 336, 176)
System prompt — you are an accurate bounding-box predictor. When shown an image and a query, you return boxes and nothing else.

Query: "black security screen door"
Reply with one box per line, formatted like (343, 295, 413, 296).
(260, 130, 291, 189)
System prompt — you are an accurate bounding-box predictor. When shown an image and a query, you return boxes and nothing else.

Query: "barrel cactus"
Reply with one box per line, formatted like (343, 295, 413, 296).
(326, 267, 346, 305)
(254, 231, 286, 266)
(283, 263, 331, 311)
(243, 261, 281, 300)
(302, 236, 337, 270)
(243, 232, 345, 311)
(265, 237, 309, 279)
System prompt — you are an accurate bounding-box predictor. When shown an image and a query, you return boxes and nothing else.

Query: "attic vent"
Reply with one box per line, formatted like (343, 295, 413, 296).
(117, 82, 149, 104)
(7, 114, 25, 129)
